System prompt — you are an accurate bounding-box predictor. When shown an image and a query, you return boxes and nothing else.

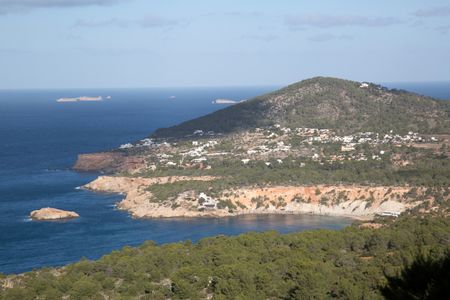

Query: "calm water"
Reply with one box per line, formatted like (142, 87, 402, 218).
(0, 83, 448, 274)
(382, 81, 450, 100)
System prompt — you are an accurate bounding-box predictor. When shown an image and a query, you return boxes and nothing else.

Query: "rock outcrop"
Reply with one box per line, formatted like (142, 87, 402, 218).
(30, 208, 79, 221)
(84, 175, 218, 218)
(73, 152, 146, 173)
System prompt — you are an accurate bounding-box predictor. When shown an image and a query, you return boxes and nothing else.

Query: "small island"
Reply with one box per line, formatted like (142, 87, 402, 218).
(57, 96, 103, 103)
(30, 207, 79, 221)
(212, 98, 238, 104)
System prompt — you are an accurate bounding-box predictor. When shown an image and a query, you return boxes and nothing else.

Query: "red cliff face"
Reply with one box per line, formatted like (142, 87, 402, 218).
(73, 152, 145, 173)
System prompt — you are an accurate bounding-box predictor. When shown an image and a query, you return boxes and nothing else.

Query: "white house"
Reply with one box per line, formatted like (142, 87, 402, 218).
(198, 193, 218, 209)
(119, 143, 133, 149)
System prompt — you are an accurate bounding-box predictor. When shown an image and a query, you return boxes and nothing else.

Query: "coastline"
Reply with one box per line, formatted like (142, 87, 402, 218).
(83, 175, 422, 221)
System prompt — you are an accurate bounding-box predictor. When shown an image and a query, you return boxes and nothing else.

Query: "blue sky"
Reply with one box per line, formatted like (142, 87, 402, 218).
(1, 0, 450, 89)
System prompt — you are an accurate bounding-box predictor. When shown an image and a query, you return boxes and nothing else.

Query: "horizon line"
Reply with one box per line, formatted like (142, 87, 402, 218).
(1, 79, 450, 91)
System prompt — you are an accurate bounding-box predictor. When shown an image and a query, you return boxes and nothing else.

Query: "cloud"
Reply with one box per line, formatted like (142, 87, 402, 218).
(0, 0, 125, 14)
(65, 33, 83, 40)
(201, 11, 264, 18)
(308, 33, 335, 42)
(224, 11, 263, 17)
(285, 14, 402, 29)
(435, 25, 450, 34)
(413, 6, 450, 17)
(75, 17, 129, 28)
(410, 20, 425, 27)
(137, 15, 179, 28)
(0, 48, 25, 54)
(307, 33, 354, 43)
(77, 46, 153, 56)
(74, 15, 181, 29)
(240, 33, 278, 42)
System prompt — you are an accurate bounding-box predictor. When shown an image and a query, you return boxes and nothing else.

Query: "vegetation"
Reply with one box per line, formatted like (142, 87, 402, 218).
(1, 217, 448, 299)
(152, 77, 450, 138)
(63, 77, 449, 299)
(136, 130, 450, 191)
(382, 252, 450, 299)
(144, 156, 450, 188)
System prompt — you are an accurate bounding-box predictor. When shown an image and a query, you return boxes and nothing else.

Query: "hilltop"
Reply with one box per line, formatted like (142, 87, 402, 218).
(153, 77, 450, 138)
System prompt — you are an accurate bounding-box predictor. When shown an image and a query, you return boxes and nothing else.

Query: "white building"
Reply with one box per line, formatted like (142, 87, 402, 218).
(360, 83, 369, 88)
(119, 143, 133, 149)
(198, 193, 218, 209)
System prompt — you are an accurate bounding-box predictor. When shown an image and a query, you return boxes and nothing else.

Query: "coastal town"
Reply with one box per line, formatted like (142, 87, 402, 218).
(117, 125, 446, 172)
(68, 124, 449, 221)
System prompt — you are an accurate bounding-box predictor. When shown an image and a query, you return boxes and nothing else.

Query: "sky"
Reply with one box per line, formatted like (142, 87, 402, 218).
(1, 0, 450, 89)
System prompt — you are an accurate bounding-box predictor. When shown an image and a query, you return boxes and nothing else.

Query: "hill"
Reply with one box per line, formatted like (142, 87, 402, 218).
(152, 77, 450, 138)
(73, 76, 450, 219)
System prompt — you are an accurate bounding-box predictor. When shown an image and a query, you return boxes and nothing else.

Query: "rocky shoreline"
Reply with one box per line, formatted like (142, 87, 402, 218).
(83, 176, 424, 220)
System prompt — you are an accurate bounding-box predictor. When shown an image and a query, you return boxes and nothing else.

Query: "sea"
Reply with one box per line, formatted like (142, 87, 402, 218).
(0, 83, 449, 274)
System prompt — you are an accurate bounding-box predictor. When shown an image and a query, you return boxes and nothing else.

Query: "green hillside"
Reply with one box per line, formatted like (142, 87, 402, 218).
(1, 217, 448, 299)
(152, 77, 450, 138)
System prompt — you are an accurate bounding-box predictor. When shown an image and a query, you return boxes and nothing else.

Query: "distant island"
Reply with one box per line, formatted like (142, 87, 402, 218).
(212, 98, 238, 104)
(56, 96, 105, 103)
(74, 77, 450, 220)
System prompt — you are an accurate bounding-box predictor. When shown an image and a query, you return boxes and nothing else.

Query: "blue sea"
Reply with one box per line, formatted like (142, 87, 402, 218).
(0, 83, 448, 275)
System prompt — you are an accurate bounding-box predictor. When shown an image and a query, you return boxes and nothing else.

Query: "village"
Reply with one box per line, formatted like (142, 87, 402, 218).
(118, 124, 444, 172)
(88, 124, 448, 220)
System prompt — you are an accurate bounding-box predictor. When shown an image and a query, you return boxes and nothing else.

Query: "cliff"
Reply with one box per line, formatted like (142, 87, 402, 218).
(83, 176, 439, 220)
(73, 152, 146, 173)
(84, 176, 218, 218)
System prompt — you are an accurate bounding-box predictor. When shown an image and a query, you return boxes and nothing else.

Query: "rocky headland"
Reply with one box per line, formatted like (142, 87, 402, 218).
(83, 176, 439, 220)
